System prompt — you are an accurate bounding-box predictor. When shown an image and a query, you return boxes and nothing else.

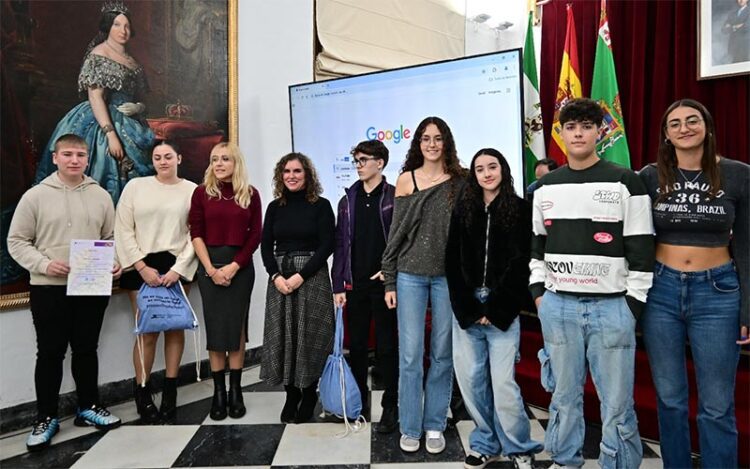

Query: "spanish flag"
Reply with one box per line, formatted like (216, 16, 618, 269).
(548, 4, 582, 164)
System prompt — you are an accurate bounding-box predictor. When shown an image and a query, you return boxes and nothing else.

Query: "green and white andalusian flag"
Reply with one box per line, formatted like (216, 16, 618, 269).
(591, 0, 630, 168)
(523, 11, 545, 184)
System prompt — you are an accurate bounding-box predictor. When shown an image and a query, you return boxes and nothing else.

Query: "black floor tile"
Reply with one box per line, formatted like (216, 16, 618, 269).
(172, 423, 285, 467)
(0, 431, 105, 469)
(370, 425, 465, 464)
(271, 466, 369, 469)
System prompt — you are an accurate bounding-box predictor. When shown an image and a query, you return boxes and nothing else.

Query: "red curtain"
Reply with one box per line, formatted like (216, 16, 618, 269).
(540, 0, 750, 169)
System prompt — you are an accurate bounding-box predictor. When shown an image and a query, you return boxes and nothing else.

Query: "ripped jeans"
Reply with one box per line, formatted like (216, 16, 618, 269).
(537, 291, 642, 468)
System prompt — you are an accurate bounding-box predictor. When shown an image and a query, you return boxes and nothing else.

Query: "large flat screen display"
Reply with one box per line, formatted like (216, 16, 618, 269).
(289, 49, 525, 199)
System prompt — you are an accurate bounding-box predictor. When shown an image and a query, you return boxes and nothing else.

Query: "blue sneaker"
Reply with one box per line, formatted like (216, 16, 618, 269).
(74, 405, 121, 430)
(26, 417, 60, 451)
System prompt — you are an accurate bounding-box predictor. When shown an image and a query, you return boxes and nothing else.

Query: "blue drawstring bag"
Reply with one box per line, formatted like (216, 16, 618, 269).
(135, 282, 198, 333)
(319, 306, 365, 434)
(134, 282, 201, 383)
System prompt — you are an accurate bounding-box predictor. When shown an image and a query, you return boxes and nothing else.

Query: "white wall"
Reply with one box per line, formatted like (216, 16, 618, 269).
(0, 0, 315, 411)
(238, 0, 315, 349)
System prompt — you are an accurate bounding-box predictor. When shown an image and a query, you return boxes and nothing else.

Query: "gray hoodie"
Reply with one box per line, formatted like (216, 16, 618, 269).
(7, 173, 115, 286)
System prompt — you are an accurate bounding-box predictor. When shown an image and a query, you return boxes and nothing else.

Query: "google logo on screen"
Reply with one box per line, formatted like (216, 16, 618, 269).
(366, 125, 411, 144)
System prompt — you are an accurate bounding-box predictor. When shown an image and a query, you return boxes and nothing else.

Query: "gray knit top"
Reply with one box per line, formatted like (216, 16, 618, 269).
(381, 179, 455, 292)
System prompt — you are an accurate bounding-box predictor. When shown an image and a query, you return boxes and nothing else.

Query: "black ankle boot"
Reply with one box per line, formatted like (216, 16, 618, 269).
(160, 377, 178, 424)
(227, 369, 246, 418)
(134, 381, 160, 424)
(210, 371, 227, 421)
(294, 384, 318, 424)
(281, 385, 301, 423)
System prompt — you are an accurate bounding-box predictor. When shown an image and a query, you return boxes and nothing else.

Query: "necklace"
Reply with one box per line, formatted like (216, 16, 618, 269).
(677, 167, 703, 184)
(420, 169, 446, 183)
(105, 40, 136, 65)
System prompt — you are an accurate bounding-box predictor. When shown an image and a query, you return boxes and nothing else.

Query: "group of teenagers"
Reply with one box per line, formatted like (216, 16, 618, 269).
(7, 97, 749, 469)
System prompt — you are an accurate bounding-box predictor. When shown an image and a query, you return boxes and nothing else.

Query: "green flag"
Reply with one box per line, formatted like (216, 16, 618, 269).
(523, 12, 545, 184)
(591, 0, 630, 168)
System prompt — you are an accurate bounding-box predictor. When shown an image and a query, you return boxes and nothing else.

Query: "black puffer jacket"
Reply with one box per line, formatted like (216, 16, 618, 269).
(445, 194, 533, 330)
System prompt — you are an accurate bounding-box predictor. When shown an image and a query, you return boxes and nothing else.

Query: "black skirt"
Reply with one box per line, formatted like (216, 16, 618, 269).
(196, 246, 254, 351)
(119, 251, 189, 291)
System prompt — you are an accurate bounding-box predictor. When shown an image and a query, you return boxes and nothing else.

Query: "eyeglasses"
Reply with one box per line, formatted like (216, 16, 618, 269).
(420, 135, 443, 145)
(666, 116, 703, 132)
(351, 156, 377, 167)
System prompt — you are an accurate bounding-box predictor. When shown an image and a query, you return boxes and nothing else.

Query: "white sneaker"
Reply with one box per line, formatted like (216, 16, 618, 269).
(548, 463, 573, 469)
(425, 430, 446, 454)
(399, 434, 420, 452)
(511, 453, 534, 469)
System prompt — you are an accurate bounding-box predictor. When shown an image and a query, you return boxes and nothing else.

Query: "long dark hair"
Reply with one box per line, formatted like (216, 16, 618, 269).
(656, 99, 720, 201)
(459, 148, 519, 231)
(402, 117, 465, 180)
(272, 152, 323, 205)
(402, 117, 466, 200)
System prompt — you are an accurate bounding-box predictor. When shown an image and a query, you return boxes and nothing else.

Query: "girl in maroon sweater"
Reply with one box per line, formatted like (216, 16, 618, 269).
(189, 142, 262, 421)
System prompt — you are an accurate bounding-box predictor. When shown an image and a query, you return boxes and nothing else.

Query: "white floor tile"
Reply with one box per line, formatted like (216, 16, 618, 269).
(70, 425, 199, 469)
(646, 441, 662, 457)
(371, 390, 384, 422)
(371, 463, 465, 468)
(529, 405, 550, 420)
(455, 419, 475, 455)
(272, 422, 371, 466)
(529, 419, 547, 447)
(202, 392, 283, 425)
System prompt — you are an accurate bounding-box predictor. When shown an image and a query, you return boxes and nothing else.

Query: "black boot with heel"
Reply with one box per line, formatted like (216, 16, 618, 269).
(280, 385, 301, 423)
(134, 381, 161, 424)
(160, 377, 178, 424)
(227, 369, 246, 418)
(294, 384, 318, 424)
(210, 371, 227, 421)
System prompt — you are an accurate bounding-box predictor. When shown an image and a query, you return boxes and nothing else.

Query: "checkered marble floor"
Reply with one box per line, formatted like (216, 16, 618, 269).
(0, 365, 673, 468)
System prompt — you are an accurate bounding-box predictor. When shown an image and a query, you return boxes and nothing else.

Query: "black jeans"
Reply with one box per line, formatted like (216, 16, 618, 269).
(30, 286, 109, 418)
(345, 282, 398, 409)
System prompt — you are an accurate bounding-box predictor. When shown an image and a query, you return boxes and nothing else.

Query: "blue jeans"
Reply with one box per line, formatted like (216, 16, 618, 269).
(642, 261, 740, 469)
(396, 272, 453, 438)
(453, 317, 543, 457)
(538, 291, 642, 468)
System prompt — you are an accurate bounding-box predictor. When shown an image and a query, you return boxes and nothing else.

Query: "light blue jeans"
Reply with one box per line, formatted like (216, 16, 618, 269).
(396, 272, 453, 438)
(642, 261, 740, 469)
(537, 291, 642, 468)
(453, 317, 543, 457)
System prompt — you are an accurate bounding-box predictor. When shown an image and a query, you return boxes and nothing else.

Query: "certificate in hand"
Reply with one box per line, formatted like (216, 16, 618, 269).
(67, 240, 115, 296)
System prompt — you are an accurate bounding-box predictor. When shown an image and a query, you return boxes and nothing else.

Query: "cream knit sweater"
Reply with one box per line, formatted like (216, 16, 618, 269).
(114, 176, 198, 279)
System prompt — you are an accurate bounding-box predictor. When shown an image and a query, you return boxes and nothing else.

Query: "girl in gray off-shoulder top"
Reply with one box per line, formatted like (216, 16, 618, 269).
(380, 116, 465, 452)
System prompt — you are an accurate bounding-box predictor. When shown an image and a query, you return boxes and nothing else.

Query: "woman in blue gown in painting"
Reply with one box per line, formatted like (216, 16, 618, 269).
(35, 1, 154, 203)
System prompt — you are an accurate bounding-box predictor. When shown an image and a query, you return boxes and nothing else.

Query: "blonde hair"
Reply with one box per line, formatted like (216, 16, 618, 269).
(203, 142, 253, 209)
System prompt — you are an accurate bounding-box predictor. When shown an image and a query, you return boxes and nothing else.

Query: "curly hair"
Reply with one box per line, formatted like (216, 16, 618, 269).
(203, 142, 254, 209)
(656, 98, 720, 202)
(402, 117, 465, 178)
(458, 148, 519, 232)
(272, 152, 323, 205)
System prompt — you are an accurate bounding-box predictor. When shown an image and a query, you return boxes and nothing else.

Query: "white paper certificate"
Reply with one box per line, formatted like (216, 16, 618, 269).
(66, 240, 115, 296)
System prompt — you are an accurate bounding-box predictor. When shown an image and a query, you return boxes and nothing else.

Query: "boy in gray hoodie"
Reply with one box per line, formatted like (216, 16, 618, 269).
(8, 134, 122, 451)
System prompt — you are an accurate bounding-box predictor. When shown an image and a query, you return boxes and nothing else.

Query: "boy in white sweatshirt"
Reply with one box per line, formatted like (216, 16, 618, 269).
(8, 134, 122, 451)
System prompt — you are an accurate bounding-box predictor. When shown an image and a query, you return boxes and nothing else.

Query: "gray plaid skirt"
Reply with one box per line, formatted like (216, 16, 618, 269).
(260, 252, 334, 388)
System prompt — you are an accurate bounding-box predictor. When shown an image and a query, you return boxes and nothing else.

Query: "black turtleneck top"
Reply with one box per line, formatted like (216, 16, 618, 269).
(260, 189, 335, 279)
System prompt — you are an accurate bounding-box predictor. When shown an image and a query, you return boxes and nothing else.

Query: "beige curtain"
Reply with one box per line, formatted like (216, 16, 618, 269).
(315, 0, 465, 80)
